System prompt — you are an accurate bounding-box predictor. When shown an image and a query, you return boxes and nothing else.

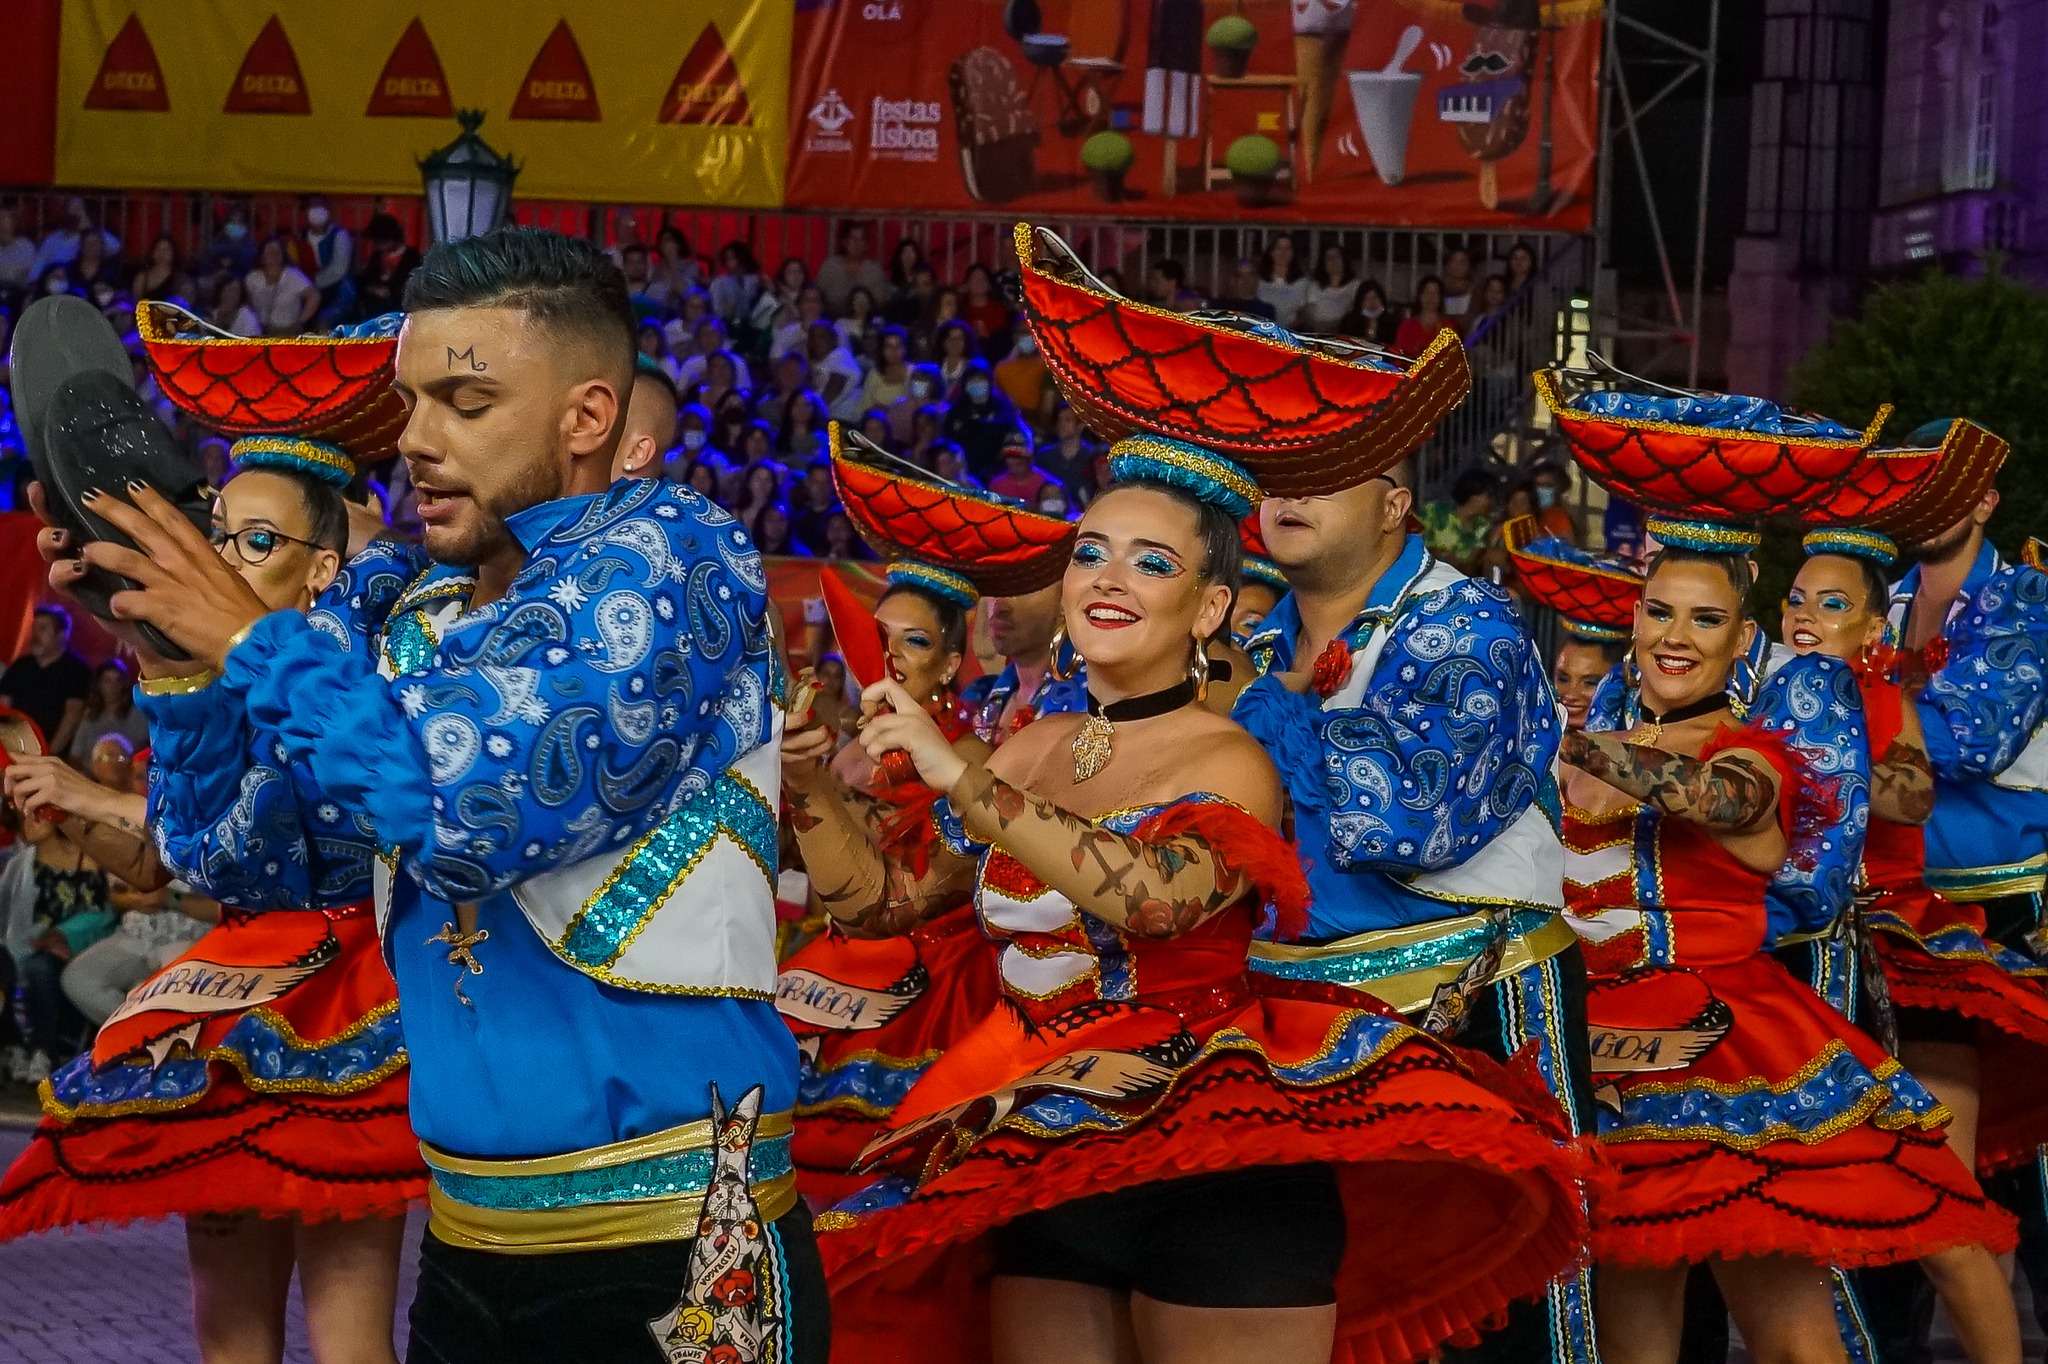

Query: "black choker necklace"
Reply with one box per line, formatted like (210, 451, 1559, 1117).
(1071, 678, 1200, 782)
(1636, 693, 1729, 744)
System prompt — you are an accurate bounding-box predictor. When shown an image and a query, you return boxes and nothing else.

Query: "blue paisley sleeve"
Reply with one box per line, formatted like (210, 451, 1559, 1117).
(1746, 652, 1870, 937)
(1294, 581, 1557, 874)
(1917, 565, 2048, 780)
(1586, 662, 1630, 733)
(225, 483, 777, 904)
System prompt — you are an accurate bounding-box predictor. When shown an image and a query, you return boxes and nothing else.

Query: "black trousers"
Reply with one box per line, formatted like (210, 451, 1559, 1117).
(1436, 942, 1602, 1364)
(407, 1204, 830, 1364)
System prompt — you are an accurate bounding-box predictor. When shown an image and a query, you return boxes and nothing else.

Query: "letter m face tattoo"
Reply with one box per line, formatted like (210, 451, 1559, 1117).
(447, 346, 487, 372)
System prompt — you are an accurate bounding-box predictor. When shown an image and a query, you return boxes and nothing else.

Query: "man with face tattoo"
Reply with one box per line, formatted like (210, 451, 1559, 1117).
(1231, 456, 1599, 1364)
(49, 228, 827, 1364)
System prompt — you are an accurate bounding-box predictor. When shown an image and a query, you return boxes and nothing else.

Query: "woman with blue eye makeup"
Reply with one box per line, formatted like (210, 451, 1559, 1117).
(1784, 538, 2048, 1331)
(800, 434, 1595, 1364)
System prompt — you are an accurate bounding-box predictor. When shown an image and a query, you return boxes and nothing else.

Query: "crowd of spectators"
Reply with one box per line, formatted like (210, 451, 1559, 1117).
(0, 200, 1555, 560)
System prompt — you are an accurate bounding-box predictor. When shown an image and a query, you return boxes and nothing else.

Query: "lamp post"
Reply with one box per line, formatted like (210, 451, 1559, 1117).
(418, 110, 519, 243)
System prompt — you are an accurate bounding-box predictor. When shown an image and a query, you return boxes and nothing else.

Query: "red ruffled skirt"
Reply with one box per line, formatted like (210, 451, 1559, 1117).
(779, 906, 1000, 1208)
(1586, 955, 2016, 1268)
(818, 974, 1595, 1364)
(1868, 880, 2048, 1174)
(0, 905, 425, 1236)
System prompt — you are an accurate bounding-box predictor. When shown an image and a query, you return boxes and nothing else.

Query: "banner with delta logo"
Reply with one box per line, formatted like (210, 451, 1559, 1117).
(787, 0, 1600, 230)
(56, 0, 789, 205)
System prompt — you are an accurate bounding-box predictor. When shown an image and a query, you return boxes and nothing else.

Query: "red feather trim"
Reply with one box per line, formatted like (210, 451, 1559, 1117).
(874, 785, 945, 881)
(1698, 722, 1831, 843)
(1132, 803, 1311, 942)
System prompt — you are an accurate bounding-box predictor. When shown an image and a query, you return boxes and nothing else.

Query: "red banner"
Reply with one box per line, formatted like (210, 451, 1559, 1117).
(786, 0, 1599, 231)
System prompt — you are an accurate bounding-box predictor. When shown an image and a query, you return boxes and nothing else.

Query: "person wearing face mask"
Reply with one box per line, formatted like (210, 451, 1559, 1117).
(0, 433, 426, 1364)
(886, 363, 945, 448)
(297, 195, 354, 326)
(807, 433, 1594, 1364)
(661, 401, 716, 482)
(1526, 458, 1583, 542)
(943, 360, 1024, 481)
(1337, 278, 1402, 349)
(203, 205, 256, 279)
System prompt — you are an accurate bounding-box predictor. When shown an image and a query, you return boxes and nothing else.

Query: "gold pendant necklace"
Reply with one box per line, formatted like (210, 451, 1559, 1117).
(1070, 678, 1200, 783)
(1071, 712, 1116, 782)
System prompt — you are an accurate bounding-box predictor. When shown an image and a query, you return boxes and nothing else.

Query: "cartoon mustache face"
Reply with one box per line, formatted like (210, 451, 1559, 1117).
(1462, 51, 1512, 76)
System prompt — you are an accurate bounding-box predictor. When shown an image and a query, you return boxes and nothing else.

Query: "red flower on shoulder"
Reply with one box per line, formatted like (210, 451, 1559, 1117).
(706, 1345, 745, 1364)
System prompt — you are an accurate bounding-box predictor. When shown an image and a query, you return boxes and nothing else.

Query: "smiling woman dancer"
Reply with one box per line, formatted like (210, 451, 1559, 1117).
(791, 435, 1592, 1364)
(0, 436, 423, 1364)
(1539, 377, 2021, 1364)
(777, 435, 1076, 1209)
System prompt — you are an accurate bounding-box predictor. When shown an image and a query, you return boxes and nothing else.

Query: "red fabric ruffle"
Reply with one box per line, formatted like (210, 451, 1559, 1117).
(0, 1066, 424, 1236)
(1132, 800, 1311, 942)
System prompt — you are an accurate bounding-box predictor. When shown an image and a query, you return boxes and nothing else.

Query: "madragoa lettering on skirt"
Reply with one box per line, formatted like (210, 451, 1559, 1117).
(55, 0, 792, 205)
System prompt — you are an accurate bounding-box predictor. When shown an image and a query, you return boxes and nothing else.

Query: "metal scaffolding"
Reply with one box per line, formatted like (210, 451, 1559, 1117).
(1592, 0, 1721, 385)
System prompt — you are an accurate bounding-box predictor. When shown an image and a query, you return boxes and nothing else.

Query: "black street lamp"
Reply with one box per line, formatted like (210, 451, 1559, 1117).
(418, 110, 519, 243)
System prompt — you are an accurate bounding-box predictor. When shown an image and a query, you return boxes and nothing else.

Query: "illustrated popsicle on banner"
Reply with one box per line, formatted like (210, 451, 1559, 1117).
(785, 0, 1599, 229)
(56, 0, 790, 205)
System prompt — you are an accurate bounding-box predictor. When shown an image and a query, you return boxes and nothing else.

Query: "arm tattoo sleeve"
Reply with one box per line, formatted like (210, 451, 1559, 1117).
(1559, 728, 1781, 832)
(949, 765, 1246, 939)
(1869, 737, 1935, 827)
(785, 777, 971, 937)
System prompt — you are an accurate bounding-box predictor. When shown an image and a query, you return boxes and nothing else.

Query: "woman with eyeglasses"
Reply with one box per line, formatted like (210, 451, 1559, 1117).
(0, 435, 424, 1364)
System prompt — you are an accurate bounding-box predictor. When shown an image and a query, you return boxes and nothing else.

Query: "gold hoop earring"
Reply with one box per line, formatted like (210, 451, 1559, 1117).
(1050, 624, 1076, 681)
(1190, 635, 1210, 701)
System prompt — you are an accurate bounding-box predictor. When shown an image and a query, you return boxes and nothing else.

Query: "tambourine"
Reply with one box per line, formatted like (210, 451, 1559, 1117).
(0, 708, 67, 825)
(10, 297, 212, 660)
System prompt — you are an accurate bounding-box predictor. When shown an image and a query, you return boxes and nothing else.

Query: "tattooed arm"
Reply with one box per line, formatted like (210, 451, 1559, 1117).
(947, 764, 1251, 940)
(783, 755, 975, 938)
(4, 758, 171, 891)
(1871, 703, 1935, 827)
(1558, 728, 1782, 833)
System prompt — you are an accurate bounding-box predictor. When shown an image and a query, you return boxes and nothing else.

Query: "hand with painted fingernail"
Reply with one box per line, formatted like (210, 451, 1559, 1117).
(75, 483, 273, 669)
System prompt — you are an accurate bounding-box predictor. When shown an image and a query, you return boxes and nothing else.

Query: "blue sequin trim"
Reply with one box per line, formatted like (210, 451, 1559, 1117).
(47, 1007, 406, 1114)
(428, 1133, 793, 1212)
(1247, 909, 1556, 984)
(826, 1174, 916, 1217)
(1567, 389, 1855, 439)
(1602, 1042, 1945, 1144)
(558, 775, 777, 970)
(796, 1055, 931, 1114)
(384, 609, 436, 676)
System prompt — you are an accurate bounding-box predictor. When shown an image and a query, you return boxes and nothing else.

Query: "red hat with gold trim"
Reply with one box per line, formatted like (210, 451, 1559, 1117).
(1797, 417, 2008, 567)
(829, 424, 1077, 606)
(1018, 224, 1469, 497)
(1502, 513, 1641, 642)
(136, 302, 407, 464)
(1534, 361, 1892, 552)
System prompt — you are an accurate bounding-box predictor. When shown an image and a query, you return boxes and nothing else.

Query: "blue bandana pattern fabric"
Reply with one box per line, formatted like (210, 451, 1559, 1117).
(1235, 539, 1560, 939)
(1567, 389, 1855, 440)
(140, 479, 800, 1161)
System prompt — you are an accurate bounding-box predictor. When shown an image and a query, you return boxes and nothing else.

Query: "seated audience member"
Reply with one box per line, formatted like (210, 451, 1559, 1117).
(944, 360, 1023, 479)
(779, 390, 830, 463)
(1146, 258, 1202, 314)
(691, 349, 745, 416)
(820, 512, 868, 562)
(816, 221, 889, 315)
(1036, 404, 1101, 495)
(790, 458, 841, 555)
(837, 287, 879, 353)
(858, 408, 895, 456)
(747, 501, 796, 556)
(65, 659, 150, 766)
(733, 452, 787, 524)
(862, 326, 915, 414)
(904, 403, 946, 471)
(708, 240, 765, 327)
(808, 322, 868, 424)
(613, 356, 682, 481)
(988, 431, 1055, 506)
(771, 285, 830, 362)
(1339, 279, 1402, 348)
(1417, 467, 1498, 575)
(1209, 257, 1278, 321)
(930, 441, 980, 489)
(757, 351, 812, 432)
(676, 317, 751, 392)
(885, 261, 936, 328)
(245, 237, 319, 337)
(993, 331, 1052, 431)
(1, 606, 92, 757)
(352, 214, 419, 320)
(208, 274, 263, 338)
(958, 263, 1014, 357)
(888, 364, 946, 447)
(932, 318, 977, 394)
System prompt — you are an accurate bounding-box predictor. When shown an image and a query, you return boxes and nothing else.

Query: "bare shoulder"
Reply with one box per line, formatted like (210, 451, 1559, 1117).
(984, 711, 1083, 783)
(1162, 714, 1285, 825)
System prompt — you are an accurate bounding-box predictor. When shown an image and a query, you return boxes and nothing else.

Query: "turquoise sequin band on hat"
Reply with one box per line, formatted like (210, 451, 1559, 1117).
(1802, 528, 1899, 568)
(230, 436, 355, 489)
(1562, 618, 1630, 644)
(1242, 556, 1288, 594)
(1106, 435, 1260, 520)
(887, 561, 979, 609)
(1644, 515, 1762, 554)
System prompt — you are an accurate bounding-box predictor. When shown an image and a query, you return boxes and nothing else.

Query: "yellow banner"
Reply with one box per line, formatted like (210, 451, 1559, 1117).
(56, 0, 789, 206)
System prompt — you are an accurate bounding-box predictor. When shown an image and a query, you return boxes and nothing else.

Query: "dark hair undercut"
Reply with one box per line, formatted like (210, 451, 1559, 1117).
(404, 226, 636, 386)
